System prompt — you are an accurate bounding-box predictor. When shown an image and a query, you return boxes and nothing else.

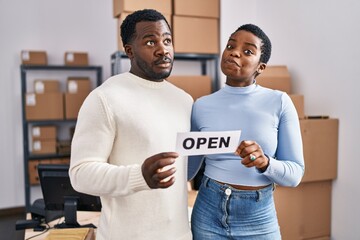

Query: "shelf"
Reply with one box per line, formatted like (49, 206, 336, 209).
(21, 64, 103, 212)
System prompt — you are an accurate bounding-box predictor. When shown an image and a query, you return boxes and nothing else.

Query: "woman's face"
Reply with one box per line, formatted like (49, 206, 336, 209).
(221, 30, 266, 87)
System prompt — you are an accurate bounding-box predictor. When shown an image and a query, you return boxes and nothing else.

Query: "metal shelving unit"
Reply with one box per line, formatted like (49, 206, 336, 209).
(20, 65, 102, 211)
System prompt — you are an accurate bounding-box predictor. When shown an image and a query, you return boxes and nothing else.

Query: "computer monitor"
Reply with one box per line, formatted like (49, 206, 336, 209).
(37, 164, 101, 228)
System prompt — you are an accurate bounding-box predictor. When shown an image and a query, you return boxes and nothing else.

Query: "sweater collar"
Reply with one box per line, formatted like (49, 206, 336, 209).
(127, 72, 167, 89)
(223, 80, 257, 94)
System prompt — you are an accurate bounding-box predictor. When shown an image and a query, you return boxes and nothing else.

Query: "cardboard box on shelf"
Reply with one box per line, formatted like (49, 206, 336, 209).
(256, 65, 291, 93)
(31, 126, 57, 140)
(173, 16, 219, 54)
(117, 13, 172, 52)
(34, 80, 60, 93)
(113, 0, 172, 18)
(289, 94, 305, 119)
(64, 92, 89, 119)
(21, 50, 47, 65)
(67, 77, 91, 94)
(167, 75, 212, 100)
(300, 118, 339, 182)
(25, 93, 64, 120)
(64, 52, 88, 66)
(28, 159, 52, 185)
(31, 140, 57, 155)
(173, 0, 219, 18)
(274, 181, 332, 240)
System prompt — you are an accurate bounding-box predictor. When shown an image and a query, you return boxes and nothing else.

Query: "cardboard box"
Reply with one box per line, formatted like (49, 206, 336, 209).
(113, 0, 172, 18)
(67, 77, 91, 93)
(289, 94, 305, 119)
(167, 75, 212, 100)
(256, 65, 291, 93)
(117, 13, 172, 52)
(32, 126, 57, 140)
(300, 119, 339, 182)
(174, 0, 219, 18)
(34, 80, 60, 93)
(64, 52, 88, 66)
(188, 190, 198, 208)
(28, 159, 52, 185)
(31, 140, 57, 154)
(64, 92, 89, 119)
(25, 93, 64, 120)
(173, 16, 219, 54)
(21, 50, 47, 65)
(274, 181, 332, 239)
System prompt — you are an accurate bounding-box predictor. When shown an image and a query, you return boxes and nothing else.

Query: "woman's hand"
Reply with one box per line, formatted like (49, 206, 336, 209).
(235, 140, 269, 172)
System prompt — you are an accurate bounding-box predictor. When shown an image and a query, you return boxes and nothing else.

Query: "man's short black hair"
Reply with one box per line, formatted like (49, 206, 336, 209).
(120, 9, 171, 47)
(234, 24, 272, 64)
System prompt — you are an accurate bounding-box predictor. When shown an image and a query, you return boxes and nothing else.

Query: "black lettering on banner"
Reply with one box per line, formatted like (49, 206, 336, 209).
(219, 136, 230, 148)
(196, 138, 207, 149)
(183, 138, 195, 149)
(208, 137, 218, 148)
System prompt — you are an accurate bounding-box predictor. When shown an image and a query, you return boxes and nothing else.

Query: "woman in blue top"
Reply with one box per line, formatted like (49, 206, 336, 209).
(188, 24, 305, 239)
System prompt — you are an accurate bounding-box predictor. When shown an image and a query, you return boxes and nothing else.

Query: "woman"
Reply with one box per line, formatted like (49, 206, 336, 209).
(188, 24, 305, 239)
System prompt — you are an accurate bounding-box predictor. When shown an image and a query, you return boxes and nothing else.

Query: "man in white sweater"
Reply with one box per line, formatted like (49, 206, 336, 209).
(69, 9, 193, 240)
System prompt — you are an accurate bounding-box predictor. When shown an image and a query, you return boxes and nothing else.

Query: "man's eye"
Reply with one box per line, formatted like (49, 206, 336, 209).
(164, 39, 172, 45)
(146, 41, 155, 46)
(226, 44, 233, 49)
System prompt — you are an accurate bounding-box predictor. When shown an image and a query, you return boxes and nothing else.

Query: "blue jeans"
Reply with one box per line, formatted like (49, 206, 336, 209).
(191, 176, 281, 240)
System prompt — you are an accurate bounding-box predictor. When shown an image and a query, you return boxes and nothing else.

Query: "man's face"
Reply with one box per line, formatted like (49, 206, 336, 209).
(126, 20, 174, 82)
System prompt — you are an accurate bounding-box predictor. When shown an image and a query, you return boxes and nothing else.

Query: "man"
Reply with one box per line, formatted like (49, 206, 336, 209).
(69, 9, 193, 240)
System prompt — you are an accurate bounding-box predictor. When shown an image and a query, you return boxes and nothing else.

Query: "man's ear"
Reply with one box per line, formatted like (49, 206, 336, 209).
(257, 63, 267, 74)
(124, 44, 134, 59)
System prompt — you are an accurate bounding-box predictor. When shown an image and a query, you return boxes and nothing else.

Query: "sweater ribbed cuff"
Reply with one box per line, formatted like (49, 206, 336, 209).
(128, 165, 151, 192)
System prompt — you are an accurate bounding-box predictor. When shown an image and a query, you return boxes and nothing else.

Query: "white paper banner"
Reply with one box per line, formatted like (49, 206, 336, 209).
(176, 130, 241, 156)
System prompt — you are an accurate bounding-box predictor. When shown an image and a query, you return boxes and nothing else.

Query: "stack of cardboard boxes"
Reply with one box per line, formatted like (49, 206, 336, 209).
(257, 65, 338, 240)
(112, 0, 219, 101)
(24, 78, 92, 185)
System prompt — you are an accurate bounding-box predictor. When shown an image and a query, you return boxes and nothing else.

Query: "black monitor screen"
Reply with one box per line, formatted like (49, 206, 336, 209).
(38, 164, 101, 228)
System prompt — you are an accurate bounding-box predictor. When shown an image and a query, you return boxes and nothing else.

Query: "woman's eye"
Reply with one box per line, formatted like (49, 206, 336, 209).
(244, 49, 253, 55)
(226, 44, 233, 49)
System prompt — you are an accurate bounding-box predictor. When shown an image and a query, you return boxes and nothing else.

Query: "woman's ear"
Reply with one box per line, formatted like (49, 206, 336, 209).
(257, 63, 267, 74)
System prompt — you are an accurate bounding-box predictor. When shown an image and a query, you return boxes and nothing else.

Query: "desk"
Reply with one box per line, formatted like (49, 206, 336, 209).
(24, 211, 100, 240)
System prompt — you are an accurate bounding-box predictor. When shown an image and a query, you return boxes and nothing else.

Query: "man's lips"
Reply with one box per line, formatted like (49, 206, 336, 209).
(155, 56, 172, 66)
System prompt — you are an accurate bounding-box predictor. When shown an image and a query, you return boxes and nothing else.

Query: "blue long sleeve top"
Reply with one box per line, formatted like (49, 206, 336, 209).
(188, 83, 305, 187)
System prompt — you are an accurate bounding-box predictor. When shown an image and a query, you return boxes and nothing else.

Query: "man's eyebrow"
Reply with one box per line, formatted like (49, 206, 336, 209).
(228, 38, 258, 49)
(142, 32, 172, 39)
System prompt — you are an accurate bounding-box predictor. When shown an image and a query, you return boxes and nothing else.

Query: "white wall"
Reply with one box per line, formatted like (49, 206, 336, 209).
(222, 0, 360, 239)
(1, 0, 359, 239)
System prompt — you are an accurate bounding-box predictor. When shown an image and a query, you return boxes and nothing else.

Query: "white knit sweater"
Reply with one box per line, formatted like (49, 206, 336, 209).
(69, 72, 193, 240)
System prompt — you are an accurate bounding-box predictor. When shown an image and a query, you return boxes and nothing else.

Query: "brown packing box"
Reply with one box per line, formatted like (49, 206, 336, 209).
(25, 93, 64, 120)
(31, 126, 57, 140)
(34, 80, 60, 93)
(117, 13, 172, 52)
(67, 77, 91, 93)
(64, 52, 89, 66)
(28, 159, 52, 185)
(21, 50, 47, 65)
(289, 94, 305, 119)
(256, 65, 291, 93)
(167, 75, 212, 100)
(300, 118, 339, 182)
(31, 140, 57, 154)
(274, 181, 332, 239)
(174, 0, 219, 18)
(64, 92, 89, 119)
(113, 0, 172, 18)
(173, 16, 219, 54)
